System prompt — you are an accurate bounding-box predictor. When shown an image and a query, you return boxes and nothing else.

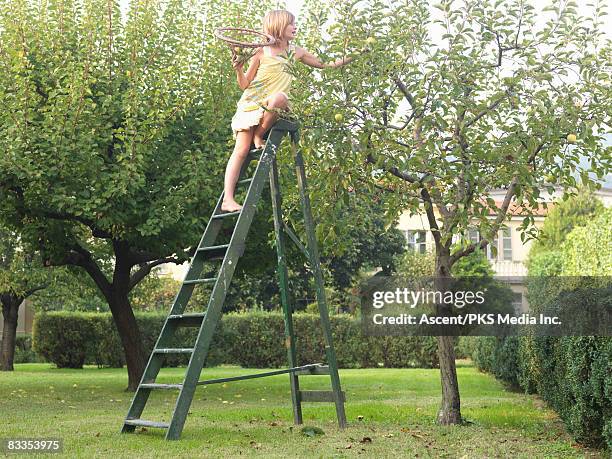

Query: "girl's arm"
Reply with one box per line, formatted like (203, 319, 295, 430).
(234, 49, 262, 90)
(295, 46, 354, 69)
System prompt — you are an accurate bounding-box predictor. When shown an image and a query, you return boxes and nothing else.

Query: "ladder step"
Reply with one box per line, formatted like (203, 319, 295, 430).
(183, 277, 217, 285)
(197, 244, 229, 260)
(299, 390, 346, 403)
(153, 348, 194, 354)
(197, 244, 229, 251)
(168, 312, 206, 320)
(211, 210, 241, 219)
(140, 383, 183, 390)
(124, 419, 170, 429)
(238, 178, 253, 185)
(167, 313, 206, 327)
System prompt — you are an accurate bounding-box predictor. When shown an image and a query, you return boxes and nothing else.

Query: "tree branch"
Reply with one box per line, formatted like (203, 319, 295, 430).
(420, 188, 441, 247)
(465, 94, 508, 128)
(46, 243, 112, 298)
(128, 256, 180, 291)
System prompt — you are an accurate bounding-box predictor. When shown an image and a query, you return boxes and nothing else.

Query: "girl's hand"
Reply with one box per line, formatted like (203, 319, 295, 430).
(232, 57, 244, 71)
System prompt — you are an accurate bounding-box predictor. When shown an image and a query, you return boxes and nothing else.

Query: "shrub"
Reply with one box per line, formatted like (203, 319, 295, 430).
(13, 334, 45, 364)
(32, 311, 458, 370)
(468, 205, 612, 449)
(32, 312, 98, 368)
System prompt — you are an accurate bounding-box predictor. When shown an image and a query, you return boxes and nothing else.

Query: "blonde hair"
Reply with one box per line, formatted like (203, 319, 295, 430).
(262, 10, 295, 41)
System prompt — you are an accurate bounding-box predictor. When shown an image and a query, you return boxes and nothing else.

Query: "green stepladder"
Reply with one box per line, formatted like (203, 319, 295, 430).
(120, 120, 347, 440)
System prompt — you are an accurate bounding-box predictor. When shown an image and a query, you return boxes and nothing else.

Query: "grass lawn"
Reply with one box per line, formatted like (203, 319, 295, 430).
(0, 359, 604, 458)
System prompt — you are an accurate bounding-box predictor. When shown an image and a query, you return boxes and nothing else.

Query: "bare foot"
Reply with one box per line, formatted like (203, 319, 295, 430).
(221, 200, 243, 212)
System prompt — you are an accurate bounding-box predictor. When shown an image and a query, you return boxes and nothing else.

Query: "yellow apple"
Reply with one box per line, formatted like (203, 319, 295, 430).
(566, 133, 577, 143)
(366, 37, 377, 45)
(334, 113, 344, 122)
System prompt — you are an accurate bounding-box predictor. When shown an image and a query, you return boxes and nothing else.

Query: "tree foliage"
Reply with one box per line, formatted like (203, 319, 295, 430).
(0, 0, 275, 388)
(290, 0, 611, 425)
(528, 188, 604, 258)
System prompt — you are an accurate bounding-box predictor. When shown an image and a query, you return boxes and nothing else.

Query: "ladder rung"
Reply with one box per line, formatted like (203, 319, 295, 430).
(197, 244, 229, 252)
(140, 383, 183, 390)
(238, 178, 253, 185)
(198, 243, 229, 251)
(299, 390, 346, 403)
(196, 244, 230, 260)
(167, 313, 206, 327)
(168, 313, 206, 320)
(154, 348, 194, 354)
(124, 419, 170, 429)
(211, 210, 241, 219)
(183, 277, 217, 285)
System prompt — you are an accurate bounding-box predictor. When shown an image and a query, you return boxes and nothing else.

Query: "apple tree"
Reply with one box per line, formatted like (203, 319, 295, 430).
(291, 0, 611, 424)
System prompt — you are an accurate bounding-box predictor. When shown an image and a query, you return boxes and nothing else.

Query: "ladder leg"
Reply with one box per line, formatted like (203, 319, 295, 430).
(291, 143, 348, 429)
(269, 157, 303, 425)
(166, 135, 279, 440)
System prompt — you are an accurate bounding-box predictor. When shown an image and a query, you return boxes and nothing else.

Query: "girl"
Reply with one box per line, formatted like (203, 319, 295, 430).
(222, 9, 354, 212)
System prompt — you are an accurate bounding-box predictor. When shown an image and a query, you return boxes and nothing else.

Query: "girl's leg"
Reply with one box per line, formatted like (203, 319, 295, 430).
(253, 92, 288, 148)
(222, 126, 255, 212)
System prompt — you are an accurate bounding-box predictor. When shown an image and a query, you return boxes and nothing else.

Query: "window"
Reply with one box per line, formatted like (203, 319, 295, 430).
(468, 228, 497, 260)
(406, 230, 427, 254)
(512, 292, 523, 314)
(468, 228, 480, 244)
(502, 227, 512, 261)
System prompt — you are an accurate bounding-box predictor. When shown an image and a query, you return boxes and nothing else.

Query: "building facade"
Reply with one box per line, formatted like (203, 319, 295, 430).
(0, 299, 35, 340)
(396, 187, 612, 313)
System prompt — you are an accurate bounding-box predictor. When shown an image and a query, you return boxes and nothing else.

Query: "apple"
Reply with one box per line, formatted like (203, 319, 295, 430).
(366, 37, 377, 45)
(566, 133, 577, 143)
(334, 113, 344, 122)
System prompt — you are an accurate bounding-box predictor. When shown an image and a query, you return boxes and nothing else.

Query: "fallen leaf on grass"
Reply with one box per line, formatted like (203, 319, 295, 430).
(345, 444, 352, 449)
(360, 437, 372, 444)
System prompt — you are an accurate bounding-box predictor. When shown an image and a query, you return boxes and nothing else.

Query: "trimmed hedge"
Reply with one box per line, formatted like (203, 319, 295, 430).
(32, 311, 446, 370)
(470, 209, 612, 450)
(472, 333, 612, 449)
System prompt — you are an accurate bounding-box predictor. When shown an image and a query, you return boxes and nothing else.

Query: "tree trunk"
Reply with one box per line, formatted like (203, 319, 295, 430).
(102, 245, 147, 391)
(1, 294, 23, 371)
(107, 290, 147, 391)
(434, 249, 462, 425)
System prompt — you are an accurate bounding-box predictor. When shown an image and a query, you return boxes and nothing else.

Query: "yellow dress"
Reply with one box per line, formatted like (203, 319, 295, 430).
(231, 44, 295, 138)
